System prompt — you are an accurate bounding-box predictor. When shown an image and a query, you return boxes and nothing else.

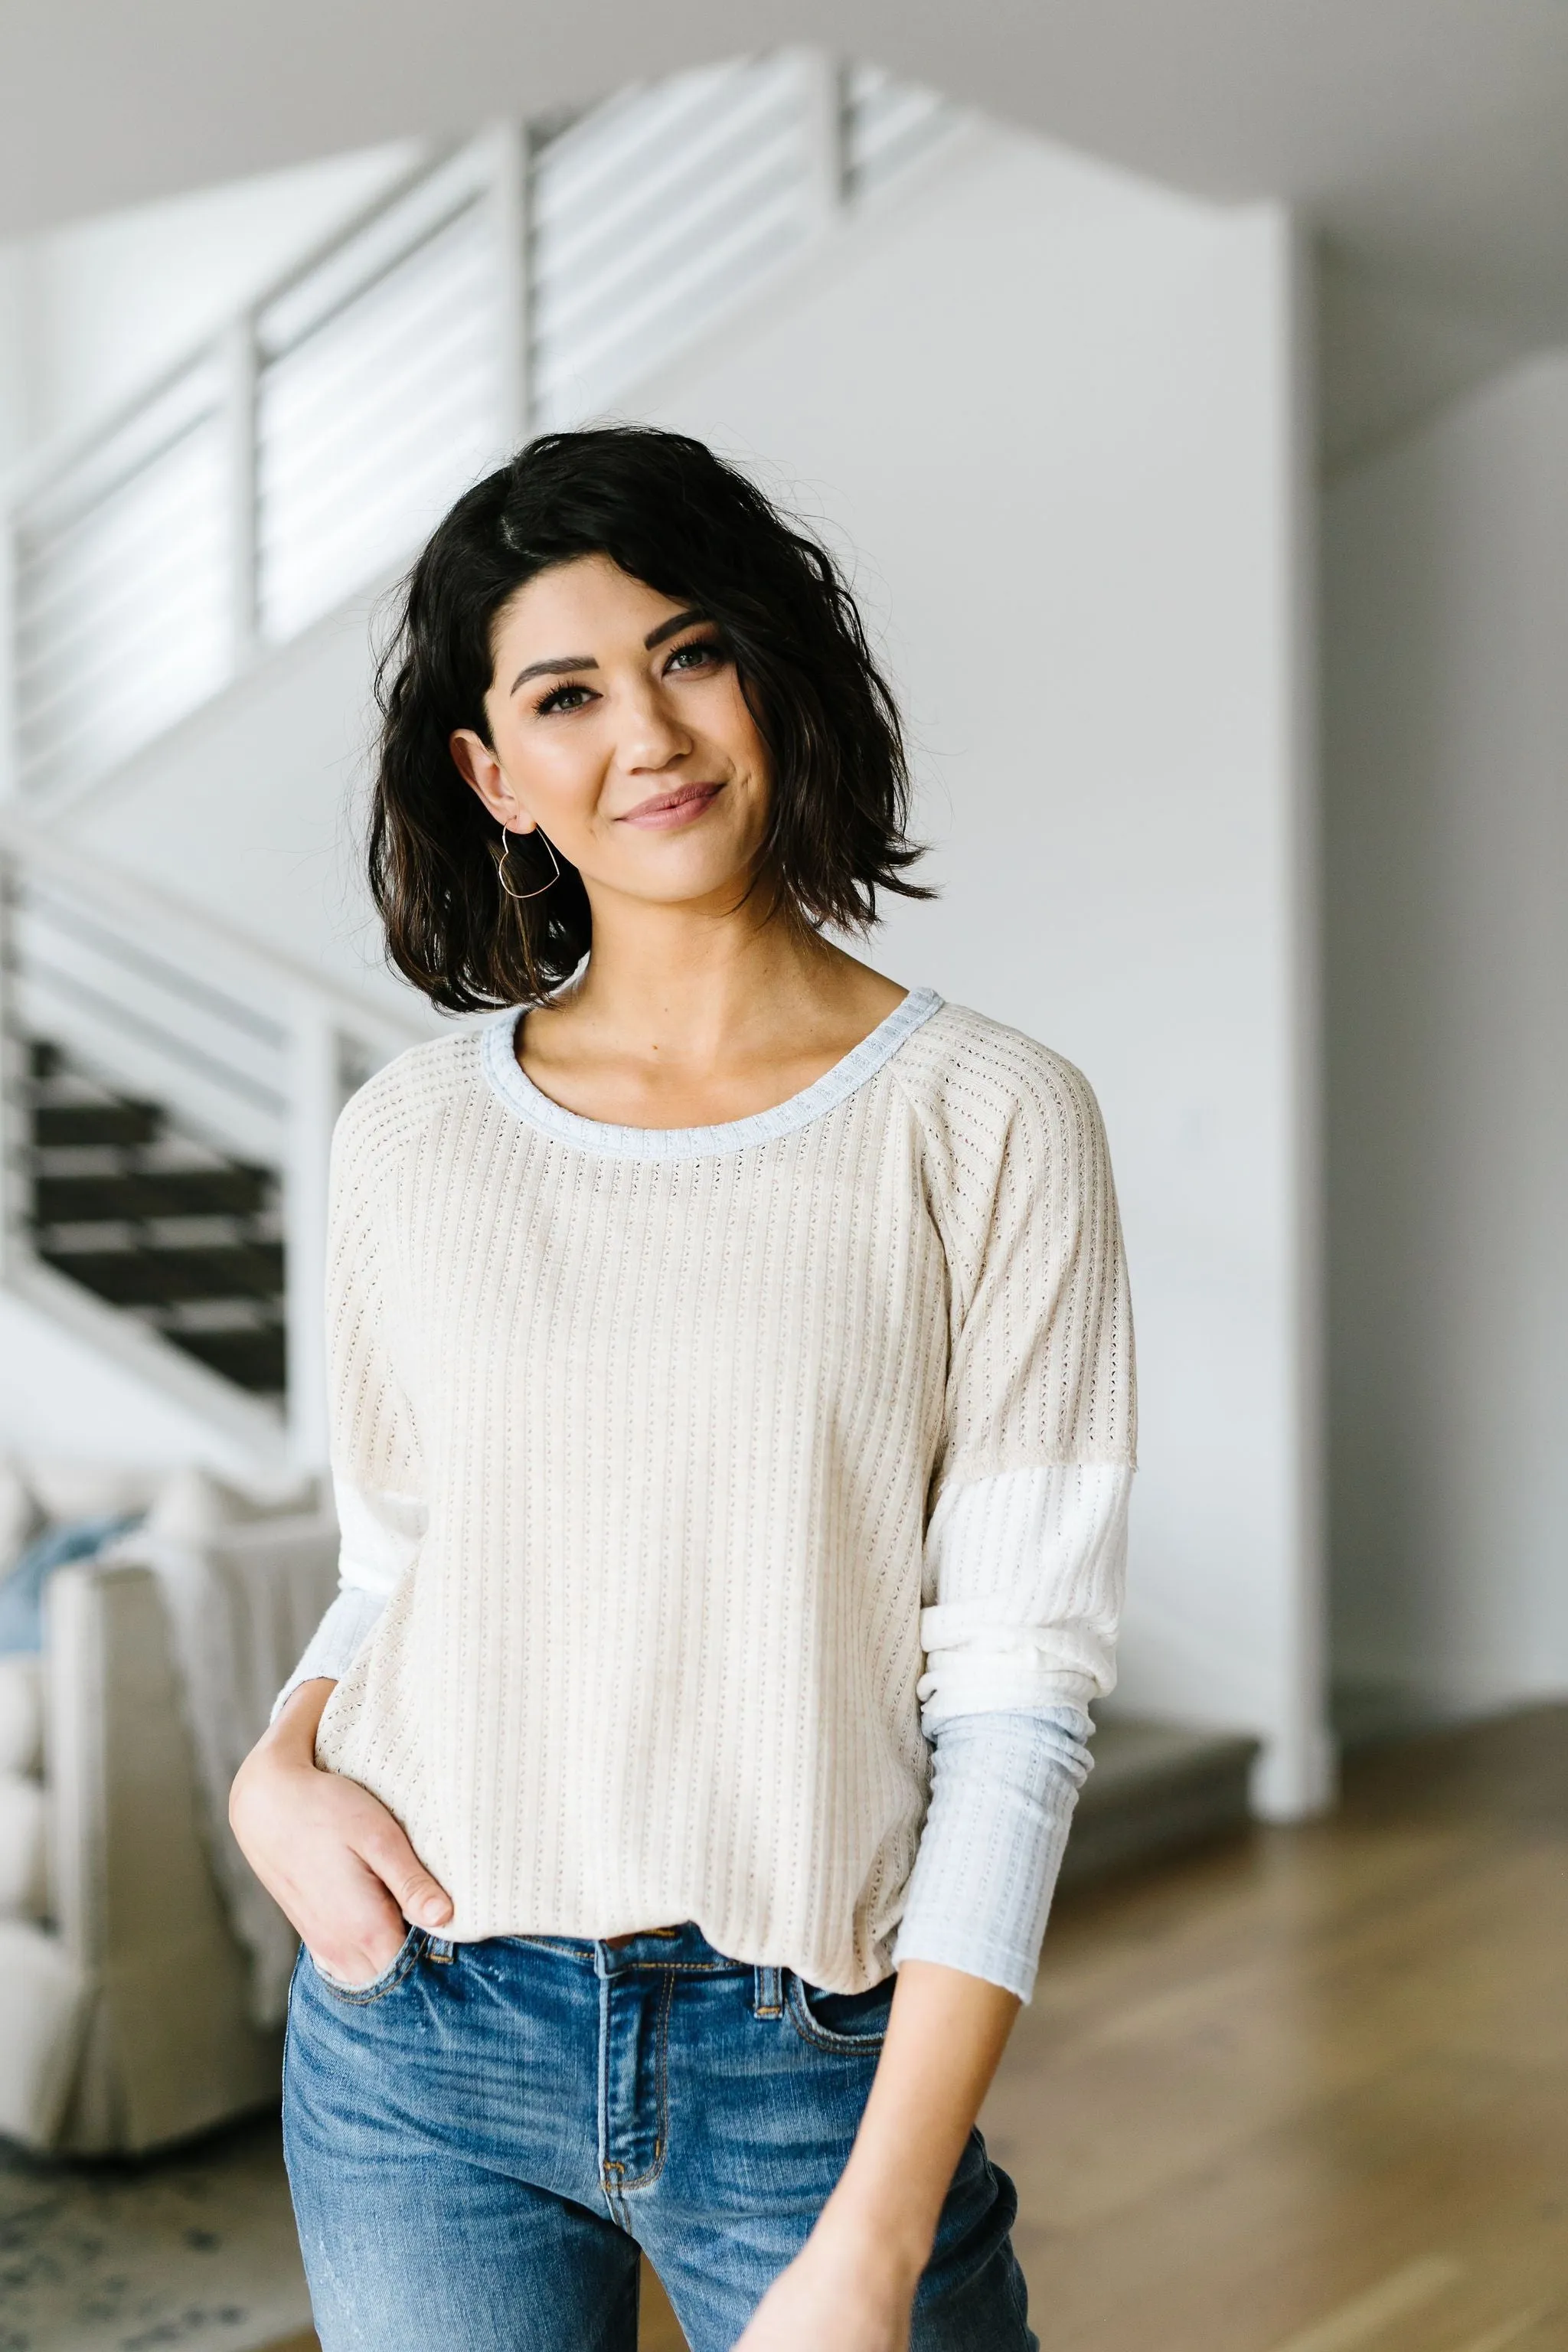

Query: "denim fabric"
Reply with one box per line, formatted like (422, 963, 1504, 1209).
(284, 1922, 1037, 2352)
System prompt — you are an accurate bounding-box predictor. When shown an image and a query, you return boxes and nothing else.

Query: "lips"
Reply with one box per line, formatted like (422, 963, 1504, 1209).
(617, 780, 726, 828)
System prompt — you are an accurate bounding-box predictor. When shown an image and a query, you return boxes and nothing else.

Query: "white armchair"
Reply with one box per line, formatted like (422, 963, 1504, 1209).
(0, 1506, 338, 2153)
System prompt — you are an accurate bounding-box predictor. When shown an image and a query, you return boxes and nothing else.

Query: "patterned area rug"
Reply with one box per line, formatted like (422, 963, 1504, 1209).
(0, 2114, 312, 2352)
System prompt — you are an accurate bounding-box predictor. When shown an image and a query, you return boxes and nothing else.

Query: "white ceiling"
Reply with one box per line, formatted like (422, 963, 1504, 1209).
(7, 1, 1568, 465)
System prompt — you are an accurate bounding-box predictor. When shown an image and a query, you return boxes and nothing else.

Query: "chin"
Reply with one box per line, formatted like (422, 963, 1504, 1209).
(614, 840, 765, 903)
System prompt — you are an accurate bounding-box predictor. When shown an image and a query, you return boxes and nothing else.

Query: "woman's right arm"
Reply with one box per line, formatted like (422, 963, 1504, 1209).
(229, 1677, 452, 1984)
(234, 1079, 449, 1981)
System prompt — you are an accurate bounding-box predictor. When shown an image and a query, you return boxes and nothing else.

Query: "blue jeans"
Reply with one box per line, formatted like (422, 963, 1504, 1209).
(284, 1922, 1037, 2352)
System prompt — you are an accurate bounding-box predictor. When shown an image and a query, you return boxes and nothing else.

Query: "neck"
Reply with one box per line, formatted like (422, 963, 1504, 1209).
(557, 876, 851, 1072)
(517, 871, 909, 1125)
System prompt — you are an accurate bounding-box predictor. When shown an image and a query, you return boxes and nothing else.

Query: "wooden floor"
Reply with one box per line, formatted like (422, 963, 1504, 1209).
(986, 1706, 1568, 2352)
(274, 1708, 1568, 2351)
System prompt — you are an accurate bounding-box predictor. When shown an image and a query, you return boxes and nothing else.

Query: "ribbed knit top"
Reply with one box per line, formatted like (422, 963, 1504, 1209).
(312, 990, 1135, 1993)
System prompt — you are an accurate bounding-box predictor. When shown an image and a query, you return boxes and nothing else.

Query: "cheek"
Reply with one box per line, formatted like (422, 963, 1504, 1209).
(506, 724, 605, 808)
(714, 677, 772, 781)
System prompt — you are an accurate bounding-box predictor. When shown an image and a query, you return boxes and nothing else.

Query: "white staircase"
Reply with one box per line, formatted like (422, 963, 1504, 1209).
(0, 51, 965, 1472)
(0, 815, 428, 1466)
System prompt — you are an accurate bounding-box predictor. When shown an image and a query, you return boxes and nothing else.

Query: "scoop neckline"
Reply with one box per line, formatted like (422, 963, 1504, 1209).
(479, 985, 943, 1161)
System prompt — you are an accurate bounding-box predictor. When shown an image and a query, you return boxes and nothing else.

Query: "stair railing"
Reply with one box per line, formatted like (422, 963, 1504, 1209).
(0, 812, 433, 1465)
(0, 55, 956, 811)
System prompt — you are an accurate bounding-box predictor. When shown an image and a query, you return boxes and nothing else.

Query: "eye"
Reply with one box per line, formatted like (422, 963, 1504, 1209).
(535, 680, 596, 716)
(665, 636, 725, 675)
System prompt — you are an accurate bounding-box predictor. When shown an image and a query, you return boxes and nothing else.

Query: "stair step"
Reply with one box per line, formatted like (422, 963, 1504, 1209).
(33, 1099, 164, 1148)
(36, 1240, 284, 1306)
(34, 1166, 273, 1220)
(1060, 1717, 1260, 1890)
(16, 1027, 289, 1410)
(168, 1325, 287, 1396)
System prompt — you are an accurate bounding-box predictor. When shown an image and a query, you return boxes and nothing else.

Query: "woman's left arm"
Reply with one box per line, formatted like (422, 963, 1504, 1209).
(734, 1959, 1018, 2352)
(740, 1049, 1138, 2346)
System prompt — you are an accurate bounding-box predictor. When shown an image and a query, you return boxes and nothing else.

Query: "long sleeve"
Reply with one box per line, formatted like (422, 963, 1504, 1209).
(894, 1040, 1136, 1998)
(273, 1089, 427, 1721)
(271, 1476, 423, 1719)
(893, 1452, 1129, 2001)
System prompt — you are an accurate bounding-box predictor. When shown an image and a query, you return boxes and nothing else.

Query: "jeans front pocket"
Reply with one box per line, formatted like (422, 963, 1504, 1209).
(308, 1923, 426, 2005)
(786, 1969, 895, 2054)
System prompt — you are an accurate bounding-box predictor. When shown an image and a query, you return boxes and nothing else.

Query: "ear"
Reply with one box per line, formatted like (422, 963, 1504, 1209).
(449, 727, 537, 831)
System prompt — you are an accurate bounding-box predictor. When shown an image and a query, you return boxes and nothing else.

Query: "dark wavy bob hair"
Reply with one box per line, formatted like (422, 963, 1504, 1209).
(369, 425, 930, 1011)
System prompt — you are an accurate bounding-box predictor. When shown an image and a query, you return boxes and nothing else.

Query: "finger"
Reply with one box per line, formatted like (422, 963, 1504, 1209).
(263, 1847, 406, 1951)
(355, 1817, 454, 1928)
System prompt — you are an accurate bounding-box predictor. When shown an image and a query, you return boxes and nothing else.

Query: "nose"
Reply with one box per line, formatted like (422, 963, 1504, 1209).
(617, 674, 692, 773)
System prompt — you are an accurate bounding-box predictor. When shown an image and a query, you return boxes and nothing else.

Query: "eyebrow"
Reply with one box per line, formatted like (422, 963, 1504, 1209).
(508, 607, 708, 695)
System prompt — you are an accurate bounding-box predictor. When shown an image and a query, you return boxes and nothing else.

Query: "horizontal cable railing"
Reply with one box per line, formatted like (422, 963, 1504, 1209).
(0, 52, 959, 804)
(844, 63, 954, 201)
(12, 359, 231, 793)
(256, 140, 512, 644)
(530, 56, 823, 428)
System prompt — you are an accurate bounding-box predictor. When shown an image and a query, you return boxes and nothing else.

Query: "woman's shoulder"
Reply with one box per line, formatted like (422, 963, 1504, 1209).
(890, 998, 1109, 1162)
(331, 1024, 492, 1173)
(890, 1001, 1123, 1306)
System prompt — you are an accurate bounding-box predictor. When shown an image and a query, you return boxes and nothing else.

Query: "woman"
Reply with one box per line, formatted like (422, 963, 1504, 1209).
(231, 425, 1135, 2352)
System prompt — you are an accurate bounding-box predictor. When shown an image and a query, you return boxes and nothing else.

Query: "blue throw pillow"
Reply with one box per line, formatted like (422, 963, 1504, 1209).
(0, 1514, 145, 1654)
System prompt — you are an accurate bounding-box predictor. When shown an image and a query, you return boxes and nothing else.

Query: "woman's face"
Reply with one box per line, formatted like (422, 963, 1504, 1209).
(450, 553, 774, 914)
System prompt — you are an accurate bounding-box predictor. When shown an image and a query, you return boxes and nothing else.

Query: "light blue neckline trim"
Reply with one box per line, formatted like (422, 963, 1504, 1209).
(479, 985, 943, 1161)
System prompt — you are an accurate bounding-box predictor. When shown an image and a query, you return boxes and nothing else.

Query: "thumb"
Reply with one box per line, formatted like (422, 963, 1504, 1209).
(358, 1816, 453, 1929)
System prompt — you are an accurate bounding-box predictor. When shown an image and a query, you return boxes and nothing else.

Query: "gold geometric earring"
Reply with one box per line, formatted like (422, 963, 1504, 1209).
(497, 819, 561, 902)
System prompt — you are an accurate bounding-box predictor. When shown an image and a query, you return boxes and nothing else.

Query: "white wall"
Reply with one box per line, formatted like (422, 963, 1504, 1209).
(0, 140, 417, 469)
(50, 127, 1330, 1809)
(1324, 353, 1568, 1724)
(639, 132, 1326, 1811)
(0, 1289, 286, 1478)
(0, 247, 28, 469)
(87, 586, 418, 1018)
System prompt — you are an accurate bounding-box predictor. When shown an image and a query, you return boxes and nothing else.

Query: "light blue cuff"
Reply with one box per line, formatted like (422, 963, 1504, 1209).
(271, 1587, 389, 1723)
(892, 1704, 1093, 2004)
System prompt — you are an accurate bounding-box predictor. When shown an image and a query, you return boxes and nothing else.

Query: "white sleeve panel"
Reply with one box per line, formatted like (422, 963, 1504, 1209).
(918, 1462, 1131, 1726)
(269, 1472, 425, 1721)
(333, 1472, 426, 1597)
(271, 1587, 389, 1722)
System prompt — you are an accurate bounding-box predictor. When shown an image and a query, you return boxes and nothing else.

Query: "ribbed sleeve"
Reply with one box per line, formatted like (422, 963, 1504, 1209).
(273, 1587, 389, 1721)
(270, 1468, 423, 1721)
(891, 1021, 1133, 1996)
(918, 1463, 1130, 1720)
(323, 1095, 428, 1509)
(893, 1706, 1092, 2001)
(270, 1111, 430, 1727)
(891, 1012, 1135, 1482)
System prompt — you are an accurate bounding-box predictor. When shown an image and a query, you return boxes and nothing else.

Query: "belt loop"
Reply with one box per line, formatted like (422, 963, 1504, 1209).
(753, 1965, 783, 2018)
